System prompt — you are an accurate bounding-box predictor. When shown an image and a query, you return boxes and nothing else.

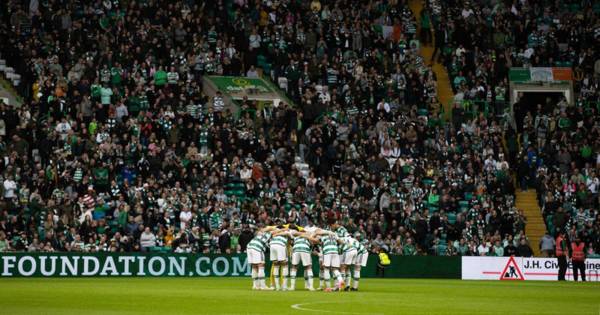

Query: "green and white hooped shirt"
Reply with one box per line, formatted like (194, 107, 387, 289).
(269, 234, 288, 247)
(247, 232, 271, 253)
(292, 236, 312, 253)
(342, 237, 359, 253)
(321, 235, 339, 255)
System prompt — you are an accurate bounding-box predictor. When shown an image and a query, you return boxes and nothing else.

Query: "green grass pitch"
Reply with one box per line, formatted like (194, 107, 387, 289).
(0, 278, 598, 314)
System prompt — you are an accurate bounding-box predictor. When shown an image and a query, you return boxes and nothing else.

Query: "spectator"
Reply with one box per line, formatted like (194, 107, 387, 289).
(539, 232, 556, 257)
(140, 227, 157, 252)
(0, 231, 11, 252)
(0, 0, 595, 258)
(3, 175, 17, 201)
(516, 238, 534, 257)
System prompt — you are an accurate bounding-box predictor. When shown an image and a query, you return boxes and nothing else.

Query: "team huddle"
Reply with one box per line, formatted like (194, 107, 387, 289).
(247, 223, 368, 291)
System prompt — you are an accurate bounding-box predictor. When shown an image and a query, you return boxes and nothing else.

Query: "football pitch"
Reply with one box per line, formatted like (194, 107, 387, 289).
(0, 278, 598, 315)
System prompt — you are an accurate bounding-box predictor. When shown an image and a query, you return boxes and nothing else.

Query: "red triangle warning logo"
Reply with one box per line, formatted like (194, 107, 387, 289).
(499, 256, 524, 280)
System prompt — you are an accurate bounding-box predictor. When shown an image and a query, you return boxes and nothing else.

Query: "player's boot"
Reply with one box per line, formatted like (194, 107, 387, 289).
(308, 287, 316, 291)
(344, 286, 350, 291)
(261, 286, 274, 291)
(350, 288, 358, 291)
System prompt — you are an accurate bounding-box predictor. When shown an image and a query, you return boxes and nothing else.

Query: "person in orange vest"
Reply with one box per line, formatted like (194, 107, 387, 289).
(570, 235, 586, 282)
(555, 230, 568, 281)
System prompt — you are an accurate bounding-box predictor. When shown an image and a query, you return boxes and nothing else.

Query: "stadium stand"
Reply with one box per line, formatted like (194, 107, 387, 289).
(0, 0, 597, 258)
(430, 0, 600, 257)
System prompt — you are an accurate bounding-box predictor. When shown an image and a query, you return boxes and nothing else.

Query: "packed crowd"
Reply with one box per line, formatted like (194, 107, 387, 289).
(1, 0, 584, 258)
(424, 0, 600, 256)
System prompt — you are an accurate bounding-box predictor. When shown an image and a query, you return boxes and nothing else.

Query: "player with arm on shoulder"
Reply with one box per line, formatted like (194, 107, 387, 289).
(331, 222, 349, 238)
(269, 227, 291, 290)
(340, 236, 359, 291)
(289, 231, 319, 291)
(319, 233, 345, 291)
(352, 236, 369, 291)
(307, 226, 337, 290)
(247, 227, 273, 290)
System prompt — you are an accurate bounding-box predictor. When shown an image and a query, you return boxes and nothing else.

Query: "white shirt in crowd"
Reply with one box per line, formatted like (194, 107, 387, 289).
(179, 209, 192, 230)
(249, 34, 261, 49)
(213, 96, 224, 112)
(461, 8, 474, 19)
(477, 243, 490, 256)
(377, 101, 390, 113)
(140, 230, 157, 248)
(115, 103, 129, 121)
(240, 168, 252, 180)
(3, 178, 17, 199)
(55, 121, 71, 140)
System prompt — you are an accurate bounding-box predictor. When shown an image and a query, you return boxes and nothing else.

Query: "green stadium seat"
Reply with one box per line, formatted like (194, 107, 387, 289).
(257, 55, 266, 65)
(459, 200, 469, 212)
(437, 244, 447, 255)
(262, 62, 271, 74)
(464, 192, 473, 200)
(447, 213, 457, 224)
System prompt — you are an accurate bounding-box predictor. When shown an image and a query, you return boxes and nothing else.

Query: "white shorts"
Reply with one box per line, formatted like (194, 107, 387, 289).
(341, 249, 357, 265)
(356, 253, 368, 267)
(269, 245, 287, 262)
(318, 252, 323, 264)
(247, 248, 264, 264)
(323, 253, 340, 268)
(292, 252, 312, 266)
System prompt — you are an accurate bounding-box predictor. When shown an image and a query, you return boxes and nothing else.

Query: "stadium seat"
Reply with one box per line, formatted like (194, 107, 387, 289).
(262, 62, 272, 75)
(458, 200, 469, 212)
(437, 244, 447, 255)
(464, 192, 473, 201)
(257, 54, 266, 65)
(447, 213, 457, 224)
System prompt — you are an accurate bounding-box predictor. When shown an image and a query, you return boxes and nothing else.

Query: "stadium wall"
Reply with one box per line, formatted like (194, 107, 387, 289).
(0, 253, 461, 278)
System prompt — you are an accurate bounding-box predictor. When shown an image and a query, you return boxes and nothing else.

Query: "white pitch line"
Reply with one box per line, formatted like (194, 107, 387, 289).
(291, 301, 384, 315)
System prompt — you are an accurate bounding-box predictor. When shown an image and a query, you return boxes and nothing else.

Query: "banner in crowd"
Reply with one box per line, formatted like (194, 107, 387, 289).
(508, 67, 573, 82)
(205, 76, 274, 94)
(462, 256, 600, 281)
(0, 253, 462, 278)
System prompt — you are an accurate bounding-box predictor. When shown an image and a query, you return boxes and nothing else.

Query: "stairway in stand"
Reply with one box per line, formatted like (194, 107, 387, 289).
(515, 190, 546, 256)
(408, 0, 454, 120)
